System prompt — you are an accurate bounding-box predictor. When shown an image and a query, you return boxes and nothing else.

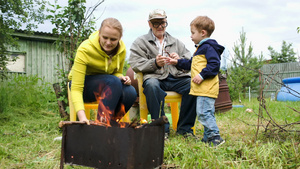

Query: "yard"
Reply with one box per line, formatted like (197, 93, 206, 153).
(0, 75, 299, 168)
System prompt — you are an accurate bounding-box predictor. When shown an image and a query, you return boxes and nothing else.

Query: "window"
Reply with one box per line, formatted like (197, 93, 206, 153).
(6, 54, 25, 73)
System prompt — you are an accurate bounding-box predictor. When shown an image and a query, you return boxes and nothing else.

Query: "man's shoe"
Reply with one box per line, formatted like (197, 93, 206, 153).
(183, 133, 199, 140)
(201, 138, 208, 143)
(208, 136, 225, 147)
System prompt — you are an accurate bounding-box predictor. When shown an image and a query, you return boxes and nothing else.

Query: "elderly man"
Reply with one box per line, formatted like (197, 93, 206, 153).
(129, 9, 197, 139)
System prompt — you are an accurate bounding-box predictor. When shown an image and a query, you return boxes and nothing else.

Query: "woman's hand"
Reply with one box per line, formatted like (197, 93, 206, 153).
(77, 110, 90, 125)
(120, 76, 131, 85)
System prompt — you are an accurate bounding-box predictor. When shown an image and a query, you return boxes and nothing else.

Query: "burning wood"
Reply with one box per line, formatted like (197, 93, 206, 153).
(127, 117, 139, 128)
(126, 116, 169, 129)
(136, 115, 169, 128)
(59, 115, 169, 129)
(59, 120, 110, 128)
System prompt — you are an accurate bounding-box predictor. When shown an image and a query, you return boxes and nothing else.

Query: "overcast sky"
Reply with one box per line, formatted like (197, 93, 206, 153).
(40, 0, 300, 63)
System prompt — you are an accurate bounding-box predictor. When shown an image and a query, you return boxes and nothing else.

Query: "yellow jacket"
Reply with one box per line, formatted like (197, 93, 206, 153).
(68, 31, 126, 112)
(190, 54, 219, 98)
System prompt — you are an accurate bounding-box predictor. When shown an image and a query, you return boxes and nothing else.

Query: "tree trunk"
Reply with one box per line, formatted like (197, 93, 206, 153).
(53, 83, 69, 118)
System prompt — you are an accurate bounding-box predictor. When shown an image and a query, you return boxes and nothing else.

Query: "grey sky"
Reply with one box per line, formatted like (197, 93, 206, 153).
(40, 0, 300, 62)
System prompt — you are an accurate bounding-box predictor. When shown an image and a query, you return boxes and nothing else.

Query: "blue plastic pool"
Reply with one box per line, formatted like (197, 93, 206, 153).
(277, 77, 300, 101)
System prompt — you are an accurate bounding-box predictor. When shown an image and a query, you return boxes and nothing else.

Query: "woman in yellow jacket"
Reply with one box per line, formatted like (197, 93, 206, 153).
(68, 18, 137, 125)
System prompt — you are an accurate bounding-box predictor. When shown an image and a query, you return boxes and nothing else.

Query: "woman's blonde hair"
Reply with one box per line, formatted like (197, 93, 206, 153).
(99, 17, 123, 37)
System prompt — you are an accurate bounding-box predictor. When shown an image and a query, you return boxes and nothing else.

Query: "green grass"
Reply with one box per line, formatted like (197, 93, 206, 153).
(164, 99, 299, 168)
(0, 75, 299, 168)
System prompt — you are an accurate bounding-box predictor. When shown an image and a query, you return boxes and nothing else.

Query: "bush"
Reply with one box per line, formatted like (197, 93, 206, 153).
(0, 74, 58, 122)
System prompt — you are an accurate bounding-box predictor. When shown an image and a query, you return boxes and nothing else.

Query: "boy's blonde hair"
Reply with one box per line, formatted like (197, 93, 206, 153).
(190, 16, 215, 37)
(100, 17, 123, 37)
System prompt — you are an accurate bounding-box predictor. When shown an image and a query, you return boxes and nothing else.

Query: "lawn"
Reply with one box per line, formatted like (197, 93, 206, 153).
(0, 76, 299, 168)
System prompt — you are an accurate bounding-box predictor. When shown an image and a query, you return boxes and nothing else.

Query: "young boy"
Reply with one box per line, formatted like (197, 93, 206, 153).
(166, 16, 225, 147)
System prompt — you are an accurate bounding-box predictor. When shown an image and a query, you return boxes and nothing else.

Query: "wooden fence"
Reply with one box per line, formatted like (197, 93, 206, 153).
(246, 62, 300, 99)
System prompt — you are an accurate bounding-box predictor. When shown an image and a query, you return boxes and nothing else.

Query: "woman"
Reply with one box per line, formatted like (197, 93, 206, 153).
(68, 18, 137, 125)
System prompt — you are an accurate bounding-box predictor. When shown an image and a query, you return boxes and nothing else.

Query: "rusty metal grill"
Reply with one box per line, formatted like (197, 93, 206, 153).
(60, 122, 165, 169)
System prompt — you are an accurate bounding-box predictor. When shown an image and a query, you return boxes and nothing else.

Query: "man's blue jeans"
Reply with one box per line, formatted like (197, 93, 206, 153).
(143, 74, 196, 134)
(196, 96, 220, 141)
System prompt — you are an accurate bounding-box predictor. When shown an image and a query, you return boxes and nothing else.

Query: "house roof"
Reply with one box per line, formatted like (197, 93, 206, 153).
(11, 29, 58, 42)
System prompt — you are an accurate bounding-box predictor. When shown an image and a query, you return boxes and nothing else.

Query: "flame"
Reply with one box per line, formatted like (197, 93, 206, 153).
(140, 119, 148, 124)
(119, 122, 126, 128)
(93, 83, 127, 128)
(113, 104, 127, 128)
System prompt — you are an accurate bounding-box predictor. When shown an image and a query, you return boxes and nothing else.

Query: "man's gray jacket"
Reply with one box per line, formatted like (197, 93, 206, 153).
(129, 30, 192, 82)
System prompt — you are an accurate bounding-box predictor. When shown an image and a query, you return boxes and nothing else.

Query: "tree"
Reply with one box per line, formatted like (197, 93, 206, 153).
(47, 0, 104, 118)
(0, 0, 46, 80)
(227, 28, 264, 100)
(268, 41, 296, 63)
(47, 0, 104, 70)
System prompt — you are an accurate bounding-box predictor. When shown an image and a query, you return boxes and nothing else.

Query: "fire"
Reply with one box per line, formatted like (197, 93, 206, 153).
(93, 83, 127, 128)
(140, 119, 148, 124)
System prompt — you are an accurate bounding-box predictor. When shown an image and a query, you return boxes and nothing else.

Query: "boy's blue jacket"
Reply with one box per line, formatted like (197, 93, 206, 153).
(177, 39, 224, 98)
(177, 39, 224, 79)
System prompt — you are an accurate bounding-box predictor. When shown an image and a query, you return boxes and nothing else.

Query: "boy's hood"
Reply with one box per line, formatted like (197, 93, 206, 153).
(202, 39, 224, 59)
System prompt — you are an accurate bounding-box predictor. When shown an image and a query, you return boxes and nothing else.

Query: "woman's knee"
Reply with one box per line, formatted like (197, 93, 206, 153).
(122, 85, 137, 111)
(107, 75, 121, 84)
(124, 85, 137, 99)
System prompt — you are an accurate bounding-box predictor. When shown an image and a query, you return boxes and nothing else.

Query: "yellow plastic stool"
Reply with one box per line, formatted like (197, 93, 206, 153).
(67, 82, 130, 122)
(135, 72, 195, 133)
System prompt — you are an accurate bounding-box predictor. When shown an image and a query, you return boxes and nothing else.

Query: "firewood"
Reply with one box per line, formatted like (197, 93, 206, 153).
(58, 121, 110, 128)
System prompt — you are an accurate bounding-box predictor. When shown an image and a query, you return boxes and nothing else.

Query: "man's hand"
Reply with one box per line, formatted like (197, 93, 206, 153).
(156, 54, 167, 67)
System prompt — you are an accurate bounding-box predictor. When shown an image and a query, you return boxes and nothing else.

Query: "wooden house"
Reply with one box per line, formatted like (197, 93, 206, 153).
(6, 30, 68, 84)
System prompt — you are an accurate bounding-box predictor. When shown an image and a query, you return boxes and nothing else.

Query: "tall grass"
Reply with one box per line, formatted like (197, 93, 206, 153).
(0, 75, 61, 168)
(0, 75, 299, 168)
(0, 75, 57, 114)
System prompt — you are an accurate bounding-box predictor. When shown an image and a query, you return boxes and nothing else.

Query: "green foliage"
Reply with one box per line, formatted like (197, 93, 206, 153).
(0, 0, 46, 79)
(55, 66, 69, 105)
(268, 41, 296, 63)
(123, 60, 130, 75)
(46, 0, 101, 70)
(227, 29, 264, 100)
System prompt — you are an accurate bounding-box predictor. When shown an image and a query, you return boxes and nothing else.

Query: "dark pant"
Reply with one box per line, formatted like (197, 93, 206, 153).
(143, 74, 196, 134)
(72, 74, 137, 122)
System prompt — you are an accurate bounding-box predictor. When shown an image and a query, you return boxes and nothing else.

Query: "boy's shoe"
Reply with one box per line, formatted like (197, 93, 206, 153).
(208, 136, 225, 147)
